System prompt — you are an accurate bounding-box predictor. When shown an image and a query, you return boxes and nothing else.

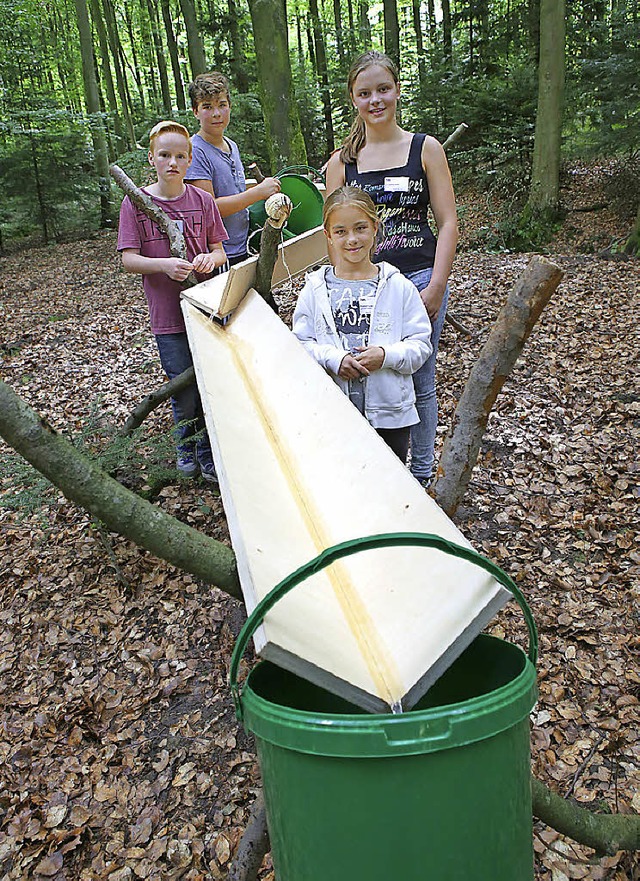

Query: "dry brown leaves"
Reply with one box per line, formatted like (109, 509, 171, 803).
(0, 179, 638, 880)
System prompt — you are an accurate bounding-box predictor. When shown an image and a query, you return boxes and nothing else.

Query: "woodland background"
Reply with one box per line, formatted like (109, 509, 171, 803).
(0, 0, 639, 251)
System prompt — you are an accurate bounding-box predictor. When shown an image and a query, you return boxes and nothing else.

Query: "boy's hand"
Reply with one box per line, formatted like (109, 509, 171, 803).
(164, 257, 195, 281)
(338, 354, 369, 380)
(192, 251, 226, 274)
(256, 177, 281, 200)
(354, 346, 385, 372)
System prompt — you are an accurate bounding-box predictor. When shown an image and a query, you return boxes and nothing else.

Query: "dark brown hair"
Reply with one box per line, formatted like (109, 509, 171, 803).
(188, 72, 231, 110)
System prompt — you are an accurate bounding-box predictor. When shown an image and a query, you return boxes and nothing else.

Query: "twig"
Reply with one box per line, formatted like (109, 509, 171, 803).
(94, 522, 131, 592)
(120, 367, 195, 436)
(564, 731, 606, 799)
(445, 311, 474, 336)
(442, 122, 469, 151)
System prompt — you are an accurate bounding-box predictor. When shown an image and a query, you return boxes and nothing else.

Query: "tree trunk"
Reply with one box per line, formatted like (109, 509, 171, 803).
(434, 256, 563, 518)
(89, 0, 124, 155)
(624, 202, 640, 255)
(0, 380, 240, 597)
(227, 0, 249, 92)
(179, 0, 207, 77)
(160, 0, 187, 112)
(146, 0, 173, 114)
(246, 0, 307, 169)
(100, 0, 137, 149)
(308, 0, 335, 154)
(383, 0, 400, 71)
(525, 0, 566, 217)
(411, 0, 426, 81)
(123, 2, 147, 117)
(441, 0, 452, 62)
(358, 0, 372, 50)
(73, 0, 112, 227)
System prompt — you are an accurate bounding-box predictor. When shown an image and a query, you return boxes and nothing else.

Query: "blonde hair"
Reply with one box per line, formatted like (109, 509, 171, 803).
(188, 72, 231, 109)
(148, 121, 192, 155)
(340, 51, 400, 164)
(323, 186, 380, 257)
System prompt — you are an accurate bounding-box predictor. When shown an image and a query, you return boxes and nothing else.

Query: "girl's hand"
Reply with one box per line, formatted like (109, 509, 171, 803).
(192, 251, 225, 274)
(164, 257, 195, 281)
(338, 353, 370, 380)
(419, 283, 445, 321)
(355, 346, 385, 372)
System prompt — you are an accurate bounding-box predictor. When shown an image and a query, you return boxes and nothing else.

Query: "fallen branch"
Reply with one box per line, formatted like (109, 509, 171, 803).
(120, 367, 195, 436)
(532, 777, 640, 855)
(109, 164, 197, 286)
(227, 792, 269, 881)
(0, 379, 240, 598)
(442, 122, 469, 151)
(434, 255, 563, 517)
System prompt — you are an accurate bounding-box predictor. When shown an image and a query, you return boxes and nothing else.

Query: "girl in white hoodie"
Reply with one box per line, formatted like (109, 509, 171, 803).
(293, 186, 432, 463)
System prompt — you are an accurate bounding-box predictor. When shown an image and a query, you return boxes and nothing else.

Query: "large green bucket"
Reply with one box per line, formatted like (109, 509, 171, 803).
(248, 166, 324, 238)
(230, 533, 538, 881)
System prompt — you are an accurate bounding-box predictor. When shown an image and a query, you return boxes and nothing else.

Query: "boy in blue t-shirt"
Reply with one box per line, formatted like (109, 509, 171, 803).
(185, 72, 281, 264)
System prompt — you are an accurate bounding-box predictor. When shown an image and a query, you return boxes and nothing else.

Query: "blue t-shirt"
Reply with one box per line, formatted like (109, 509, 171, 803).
(326, 267, 378, 415)
(186, 133, 248, 259)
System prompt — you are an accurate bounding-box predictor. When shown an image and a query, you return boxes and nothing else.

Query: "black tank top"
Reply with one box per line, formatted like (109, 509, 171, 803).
(344, 133, 437, 274)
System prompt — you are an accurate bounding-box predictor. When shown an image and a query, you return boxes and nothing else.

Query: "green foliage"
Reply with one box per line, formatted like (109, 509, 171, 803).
(0, 109, 106, 249)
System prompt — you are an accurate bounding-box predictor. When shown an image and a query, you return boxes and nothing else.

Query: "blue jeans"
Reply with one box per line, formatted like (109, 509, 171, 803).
(406, 268, 450, 481)
(155, 332, 212, 461)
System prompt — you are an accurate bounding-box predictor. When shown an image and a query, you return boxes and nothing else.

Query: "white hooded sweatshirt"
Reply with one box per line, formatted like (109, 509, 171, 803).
(292, 262, 432, 429)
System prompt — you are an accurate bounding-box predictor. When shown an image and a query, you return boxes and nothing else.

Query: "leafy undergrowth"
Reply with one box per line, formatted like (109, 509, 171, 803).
(1, 207, 638, 880)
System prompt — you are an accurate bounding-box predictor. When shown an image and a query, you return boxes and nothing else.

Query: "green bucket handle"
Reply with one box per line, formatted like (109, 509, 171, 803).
(230, 531, 538, 722)
(276, 164, 325, 184)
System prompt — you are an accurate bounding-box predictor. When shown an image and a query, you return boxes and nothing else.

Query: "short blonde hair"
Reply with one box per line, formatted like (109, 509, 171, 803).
(148, 121, 192, 155)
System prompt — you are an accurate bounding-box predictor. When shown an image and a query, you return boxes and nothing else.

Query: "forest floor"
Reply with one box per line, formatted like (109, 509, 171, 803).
(0, 162, 638, 880)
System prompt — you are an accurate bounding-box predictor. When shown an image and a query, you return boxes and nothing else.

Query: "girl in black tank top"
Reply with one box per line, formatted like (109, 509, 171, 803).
(326, 50, 458, 486)
(345, 133, 437, 274)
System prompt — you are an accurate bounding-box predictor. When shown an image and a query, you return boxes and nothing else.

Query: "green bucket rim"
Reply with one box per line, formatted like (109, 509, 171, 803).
(241, 634, 537, 757)
(230, 532, 539, 735)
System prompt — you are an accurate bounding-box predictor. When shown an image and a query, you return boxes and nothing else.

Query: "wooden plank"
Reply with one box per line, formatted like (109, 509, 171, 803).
(181, 226, 327, 319)
(183, 291, 509, 712)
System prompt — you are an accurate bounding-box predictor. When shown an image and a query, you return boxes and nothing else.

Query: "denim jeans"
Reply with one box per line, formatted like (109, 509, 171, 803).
(154, 332, 213, 461)
(406, 268, 450, 481)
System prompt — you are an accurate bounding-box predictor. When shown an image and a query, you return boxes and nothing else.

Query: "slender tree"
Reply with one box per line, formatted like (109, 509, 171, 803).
(146, 0, 172, 114)
(246, 0, 307, 169)
(383, 0, 400, 70)
(308, 0, 335, 153)
(160, 0, 187, 111)
(179, 0, 207, 77)
(525, 0, 566, 217)
(73, 0, 112, 226)
(90, 0, 125, 153)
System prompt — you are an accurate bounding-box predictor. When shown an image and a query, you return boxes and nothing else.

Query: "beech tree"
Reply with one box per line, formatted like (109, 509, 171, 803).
(246, 0, 307, 170)
(524, 0, 566, 218)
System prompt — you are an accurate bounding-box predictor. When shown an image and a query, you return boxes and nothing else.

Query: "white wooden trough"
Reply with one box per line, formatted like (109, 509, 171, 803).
(182, 227, 509, 712)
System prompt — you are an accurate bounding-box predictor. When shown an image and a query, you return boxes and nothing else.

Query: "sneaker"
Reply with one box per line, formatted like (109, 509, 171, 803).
(197, 456, 219, 485)
(176, 452, 198, 478)
(417, 476, 433, 490)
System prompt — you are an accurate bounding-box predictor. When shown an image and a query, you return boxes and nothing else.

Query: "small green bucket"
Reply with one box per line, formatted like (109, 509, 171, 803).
(230, 533, 538, 881)
(248, 166, 324, 238)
